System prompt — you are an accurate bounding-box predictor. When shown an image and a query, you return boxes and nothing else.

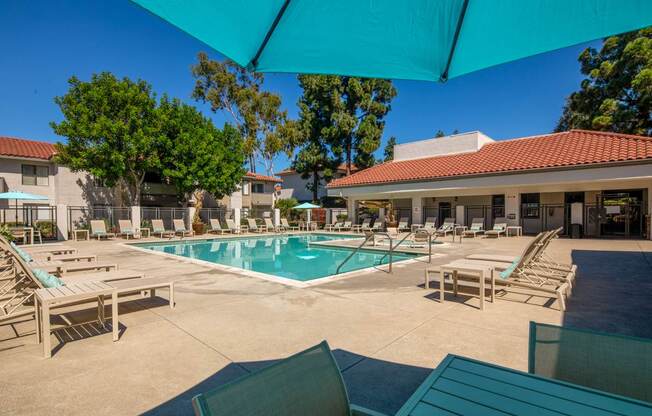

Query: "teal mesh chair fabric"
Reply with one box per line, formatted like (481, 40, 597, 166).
(192, 341, 352, 416)
(529, 321, 652, 402)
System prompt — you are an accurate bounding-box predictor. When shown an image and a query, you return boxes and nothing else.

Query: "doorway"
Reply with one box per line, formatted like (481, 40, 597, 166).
(597, 190, 644, 238)
(438, 202, 452, 226)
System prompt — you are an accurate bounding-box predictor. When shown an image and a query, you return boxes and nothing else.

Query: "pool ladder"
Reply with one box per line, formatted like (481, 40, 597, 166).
(335, 230, 434, 275)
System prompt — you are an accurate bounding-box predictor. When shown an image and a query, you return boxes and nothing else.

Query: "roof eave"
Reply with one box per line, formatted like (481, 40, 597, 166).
(327, 159, 652, 190)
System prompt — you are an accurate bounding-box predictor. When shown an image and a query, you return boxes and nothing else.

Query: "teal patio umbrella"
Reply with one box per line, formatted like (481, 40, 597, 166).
(133, 0, 652, 82)
(0, 191, 48, 225)
(293, 202, 320, 227)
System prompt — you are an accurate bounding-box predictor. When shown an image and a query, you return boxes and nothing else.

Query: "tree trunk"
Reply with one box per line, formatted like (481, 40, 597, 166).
(193, 190, 205, 223)
(312, 170, 319, 203)
(345, 139, 352, 176)
(249, 155, 256, 173)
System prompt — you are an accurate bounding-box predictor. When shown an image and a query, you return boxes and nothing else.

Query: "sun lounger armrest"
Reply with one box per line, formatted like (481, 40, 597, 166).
(350, 404, 390, 416)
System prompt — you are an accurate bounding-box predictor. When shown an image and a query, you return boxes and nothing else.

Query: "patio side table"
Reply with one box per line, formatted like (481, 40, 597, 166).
(439, 261, 494, 310)
(138, 227, 151, 238)
(72, 229, 89, 241)
(507, 225, 523, 236)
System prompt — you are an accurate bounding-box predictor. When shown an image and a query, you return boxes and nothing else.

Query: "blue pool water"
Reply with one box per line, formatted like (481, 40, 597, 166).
(134, 234, 417, 281)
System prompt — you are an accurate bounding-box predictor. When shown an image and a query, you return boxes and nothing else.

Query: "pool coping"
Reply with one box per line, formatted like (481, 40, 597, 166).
(121, 233, 435, 288)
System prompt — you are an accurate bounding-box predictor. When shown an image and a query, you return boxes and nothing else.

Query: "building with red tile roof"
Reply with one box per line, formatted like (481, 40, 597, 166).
(0, 136, 57, 160)
(327, 130, 652, 239)
(329, 130, 652, 188)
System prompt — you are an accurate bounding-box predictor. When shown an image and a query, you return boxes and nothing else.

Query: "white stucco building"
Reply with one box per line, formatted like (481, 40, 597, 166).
(328, 130, 652, 239)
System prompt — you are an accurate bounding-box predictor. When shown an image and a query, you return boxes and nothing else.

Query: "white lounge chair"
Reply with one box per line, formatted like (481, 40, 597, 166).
(336, 221, 352, 231)
(435, 218, 455, 237)
(173, 219, 194, 237)
(118, 219, 140, 239)
(325, 222, 342, 232)
(397, 217, 410, 232)
(463, 218, 485, 237)
(247, 218, 265, 233)
(207, 218, 230, 234)
(90, 220, 116, 240)
(485, 219, 507, 238)
(150, 219, 175, 238)
(281, 218, 299, 231)
(226, 218, 247, 234)
(265, 218, 283, 232)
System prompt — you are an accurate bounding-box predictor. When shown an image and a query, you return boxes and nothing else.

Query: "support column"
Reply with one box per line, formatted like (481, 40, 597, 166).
(505, 191, 520, 226)
(131, 206, 141, 229)
(234, 208, 241, 230)
(411, 196, 423, 225)
(274, 208, 280, 227)
(347, 198, 357, 224)
(187, 207, 196, 228)
(56, 204, 68, 241)
(378, 207, 386, 227)
(455, 205, 465, 226)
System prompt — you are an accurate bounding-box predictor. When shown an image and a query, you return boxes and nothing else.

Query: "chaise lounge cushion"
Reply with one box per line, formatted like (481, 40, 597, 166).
(499, 258, 520, 279)
(33, 268, 64, 288)
(11, 242, 32, 262)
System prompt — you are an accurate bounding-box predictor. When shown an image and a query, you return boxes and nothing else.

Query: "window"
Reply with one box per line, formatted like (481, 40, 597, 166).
(521, 193, 540, 218)
(242, 182, 250, 195)
(252, 183, 265, 194)
(492, 194, 505, 218)
(22, 164, 49, 186)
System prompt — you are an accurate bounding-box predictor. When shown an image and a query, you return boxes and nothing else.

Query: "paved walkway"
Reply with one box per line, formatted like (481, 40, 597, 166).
(0, 234, 650, 415)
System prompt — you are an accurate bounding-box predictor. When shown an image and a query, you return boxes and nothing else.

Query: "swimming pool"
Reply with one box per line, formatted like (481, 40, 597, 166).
(133, 234, 418, 282)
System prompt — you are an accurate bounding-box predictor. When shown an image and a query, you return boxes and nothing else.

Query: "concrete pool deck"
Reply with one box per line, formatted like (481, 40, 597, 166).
(1, 233, 651, 415)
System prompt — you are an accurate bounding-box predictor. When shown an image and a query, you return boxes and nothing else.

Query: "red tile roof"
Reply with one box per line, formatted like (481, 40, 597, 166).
(328, 130, 652, 188)
(245, 171, 282, 183)
(277, 163, 359, 176)
(0, 136, 56, 160)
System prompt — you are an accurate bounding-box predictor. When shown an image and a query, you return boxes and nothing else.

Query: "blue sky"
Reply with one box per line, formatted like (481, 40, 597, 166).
(1, 0, 598, 173)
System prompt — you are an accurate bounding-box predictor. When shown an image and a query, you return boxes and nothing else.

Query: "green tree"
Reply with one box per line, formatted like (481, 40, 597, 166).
(383, 136, 397, 162)
(157, 96, 246, 216)
(293, 141, 338, 203)
(275, 197, 298, 219)
(556, 28, 652, 135)
(435, 129, 446, 137)
(191, 53, 298, 174)
(51, 72, 161, 205)
(297, 75, 397, 175)
(292, 76, 341, 202)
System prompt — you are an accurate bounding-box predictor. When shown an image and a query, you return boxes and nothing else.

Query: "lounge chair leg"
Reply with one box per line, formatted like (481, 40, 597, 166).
(41, 302, 51, 358)
(35, 298, 41, 344)
(169, 283, 175, 309)
(439, 271, 445, 303)
(111, 293, 118, 342)
(424, 268, 429, 289)
(557, 288, 566, 311)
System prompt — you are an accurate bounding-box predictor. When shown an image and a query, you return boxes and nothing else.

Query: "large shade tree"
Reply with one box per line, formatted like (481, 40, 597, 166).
(51, 72, 161, 205)
(157, 96, 246, 213)
(556, 27, 652, 135)
(296, 75, 396, 175)
(191, 52, 298, 174)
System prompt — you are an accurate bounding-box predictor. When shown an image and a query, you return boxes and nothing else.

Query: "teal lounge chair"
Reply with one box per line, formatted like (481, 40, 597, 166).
(192, 341, 386, 416)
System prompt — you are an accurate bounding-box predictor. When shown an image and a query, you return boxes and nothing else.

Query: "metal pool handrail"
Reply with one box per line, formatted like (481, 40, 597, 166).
(336, 232, 394, 275)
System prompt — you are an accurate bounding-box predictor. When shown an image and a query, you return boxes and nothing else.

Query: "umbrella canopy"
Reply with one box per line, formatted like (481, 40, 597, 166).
(293, 202, 320, 210)
(0, 191, 48, 201)
(133, 0, 652, 82)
